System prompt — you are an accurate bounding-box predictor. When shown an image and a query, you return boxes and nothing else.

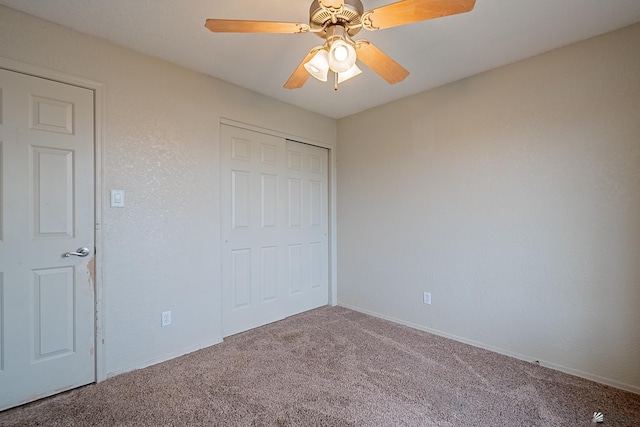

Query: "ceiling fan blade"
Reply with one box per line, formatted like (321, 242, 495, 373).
(205, 19, 309, 34)
(356, 42, 409, 84)
(363, 0, 476, 30)
(284, 50, 318, 90)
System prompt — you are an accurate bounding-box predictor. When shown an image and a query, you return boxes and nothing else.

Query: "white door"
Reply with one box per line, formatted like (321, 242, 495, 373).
(221, 125, 328, 336)
(0, 69, 95, 411)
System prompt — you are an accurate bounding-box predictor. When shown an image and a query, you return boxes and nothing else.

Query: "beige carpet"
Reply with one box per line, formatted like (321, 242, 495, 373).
(1, 306, 639, 426)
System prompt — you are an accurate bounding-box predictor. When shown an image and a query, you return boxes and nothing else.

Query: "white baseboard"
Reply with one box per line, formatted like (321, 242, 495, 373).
(338, 303, 640, 395)
(104, 338, 223, 380)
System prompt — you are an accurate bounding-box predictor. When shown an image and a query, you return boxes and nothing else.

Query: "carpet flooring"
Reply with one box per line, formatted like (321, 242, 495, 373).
(1, 306, 639, 426)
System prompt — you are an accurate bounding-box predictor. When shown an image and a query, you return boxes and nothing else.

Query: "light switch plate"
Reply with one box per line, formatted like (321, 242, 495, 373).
(110, 190, 125, 207)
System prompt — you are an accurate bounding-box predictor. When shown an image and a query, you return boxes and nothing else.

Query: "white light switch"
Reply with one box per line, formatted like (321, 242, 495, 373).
(111, 190, 125, 207)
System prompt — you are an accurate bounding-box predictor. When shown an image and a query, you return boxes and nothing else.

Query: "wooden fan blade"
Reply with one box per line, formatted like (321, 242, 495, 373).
(356, 42, 409, 84)
(284, 50, 318, 90)
(205, 19, 309, 34)
(363, 0, 476, 30)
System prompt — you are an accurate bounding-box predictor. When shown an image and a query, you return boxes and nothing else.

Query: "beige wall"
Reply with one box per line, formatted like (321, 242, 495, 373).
(337, 23, 640, 392)
(0, 5, 336, 378)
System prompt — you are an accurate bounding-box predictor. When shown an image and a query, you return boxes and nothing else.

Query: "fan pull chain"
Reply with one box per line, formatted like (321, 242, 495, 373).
(334, 72, 339, 91)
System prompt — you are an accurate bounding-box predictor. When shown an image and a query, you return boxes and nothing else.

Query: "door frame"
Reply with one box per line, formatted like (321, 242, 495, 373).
(0, 57, 107, 383)
(220, 118, 338, 307)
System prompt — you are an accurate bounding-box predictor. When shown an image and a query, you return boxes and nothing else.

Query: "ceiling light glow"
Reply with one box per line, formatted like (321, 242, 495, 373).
(304, 49, 330, 82)
(329, 39, 356, 73)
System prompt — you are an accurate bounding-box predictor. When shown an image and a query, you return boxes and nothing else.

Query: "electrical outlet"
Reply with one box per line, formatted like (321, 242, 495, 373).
(161, 311, 172, 327)
(423, 292, 432, 305)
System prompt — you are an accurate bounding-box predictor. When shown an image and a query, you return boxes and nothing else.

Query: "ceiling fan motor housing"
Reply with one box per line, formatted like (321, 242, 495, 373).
(310, 0, 364, 38)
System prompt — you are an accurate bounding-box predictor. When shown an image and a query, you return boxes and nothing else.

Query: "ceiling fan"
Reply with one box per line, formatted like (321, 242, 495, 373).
(205, 0, 476, 90)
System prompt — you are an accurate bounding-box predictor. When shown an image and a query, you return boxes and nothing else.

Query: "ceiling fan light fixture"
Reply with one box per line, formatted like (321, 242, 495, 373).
(304, 49, 330, 81)
(338, 63, 362, 83)
(328, 39, 357, 73)
(324, 24, 358, 74)
(209, 0, 477, 90)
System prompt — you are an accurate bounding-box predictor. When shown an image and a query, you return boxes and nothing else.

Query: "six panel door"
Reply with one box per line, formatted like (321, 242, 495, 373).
(221, 124, 329, 337)
(0, 69, 95, 411)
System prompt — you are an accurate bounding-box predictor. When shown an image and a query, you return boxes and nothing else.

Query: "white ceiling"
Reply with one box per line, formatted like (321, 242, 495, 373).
(2, 0, 639, 119)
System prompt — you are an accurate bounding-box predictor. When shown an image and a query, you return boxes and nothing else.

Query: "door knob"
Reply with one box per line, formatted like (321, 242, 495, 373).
(64, 247, 91, 258)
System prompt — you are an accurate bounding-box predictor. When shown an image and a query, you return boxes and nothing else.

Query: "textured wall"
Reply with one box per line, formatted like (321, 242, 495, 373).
(337, 23, 640, 392)
(0, 5, 336, 378)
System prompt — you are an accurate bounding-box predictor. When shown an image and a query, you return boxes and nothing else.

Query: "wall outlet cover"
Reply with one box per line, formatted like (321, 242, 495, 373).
(423, 292, 432, 305)
(161, 311, 172, 327)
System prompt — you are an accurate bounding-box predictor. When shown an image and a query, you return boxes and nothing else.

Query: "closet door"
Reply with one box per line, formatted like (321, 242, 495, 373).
(221, 124, 328, 337)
